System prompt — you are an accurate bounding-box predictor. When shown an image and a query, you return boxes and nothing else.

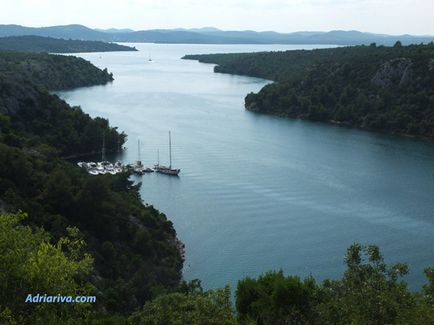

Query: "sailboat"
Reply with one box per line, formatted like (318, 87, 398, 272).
(131, 139, 153, 174)
(155, 131, 180, 176)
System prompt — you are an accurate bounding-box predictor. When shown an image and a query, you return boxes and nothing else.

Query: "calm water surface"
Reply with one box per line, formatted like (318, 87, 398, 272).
(59, 43, 434, 290)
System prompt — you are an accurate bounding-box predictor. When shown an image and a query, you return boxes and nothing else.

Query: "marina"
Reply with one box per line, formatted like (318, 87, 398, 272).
(77, 158, 159, 175)
(77, 131, 180, 176)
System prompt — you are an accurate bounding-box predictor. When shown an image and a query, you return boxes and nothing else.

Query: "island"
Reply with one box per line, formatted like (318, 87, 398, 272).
(184, 42, 434, 139)
(0, 35, 137, 53)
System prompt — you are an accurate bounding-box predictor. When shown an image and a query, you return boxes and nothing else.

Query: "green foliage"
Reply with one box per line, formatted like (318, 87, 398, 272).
(316, 243, 414, 324)
(0, 58, 125, 156)
(0, 212, 93, 324)
(236, 272, 317, 324)
(0, 50, 113, 90)
(185, 43, 434, 138)
(0, 35, 137, 53)
(0, 49, 125, 157)
(129, 286, 236, 325)
(234, 243, 434, 325)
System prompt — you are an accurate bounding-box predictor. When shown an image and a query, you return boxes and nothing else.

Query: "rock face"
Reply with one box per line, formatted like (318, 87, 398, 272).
(371, 58, 413, 88)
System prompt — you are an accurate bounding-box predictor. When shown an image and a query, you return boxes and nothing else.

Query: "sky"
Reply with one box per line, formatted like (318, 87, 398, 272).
(1, 0, 433, 35)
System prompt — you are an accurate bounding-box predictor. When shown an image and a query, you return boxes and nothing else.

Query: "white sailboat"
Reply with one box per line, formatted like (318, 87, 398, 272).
(131, 139, 153, 175)
(155, 131, 180, 176)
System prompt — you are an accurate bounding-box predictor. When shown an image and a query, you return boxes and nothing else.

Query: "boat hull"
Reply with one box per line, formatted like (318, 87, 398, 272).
(155, 167, 180, 176)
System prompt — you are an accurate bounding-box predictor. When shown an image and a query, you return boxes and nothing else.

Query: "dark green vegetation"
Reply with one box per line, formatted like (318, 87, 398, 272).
(0, 50, 114, 91)
(0, 51, 122, 156)
(184, 43, 434, 138)
(0, 212, 94, 324)
(2, 24, 434, 45)
(129, 284, 236, 325)
(234, 244, 434, 324)
(0, 36, 137, 53)
(128, 244, 433, 324)
(0, 51, 183, 322)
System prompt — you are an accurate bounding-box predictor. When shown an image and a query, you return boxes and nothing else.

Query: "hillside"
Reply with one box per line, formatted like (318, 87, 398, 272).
(0, 24, 110, 41)
(0, 51, 183, 318)
(1, 24, 434, 45)
(0, 50, 114, 91)
(184, 43, 434, 139)
(0, 35, 137, 53)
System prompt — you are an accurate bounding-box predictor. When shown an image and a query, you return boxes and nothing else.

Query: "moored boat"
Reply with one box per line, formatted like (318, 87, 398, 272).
(155, 131, 180, 176)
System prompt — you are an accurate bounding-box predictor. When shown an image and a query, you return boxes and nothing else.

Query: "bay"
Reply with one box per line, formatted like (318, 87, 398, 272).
(58, 43, 434, 291)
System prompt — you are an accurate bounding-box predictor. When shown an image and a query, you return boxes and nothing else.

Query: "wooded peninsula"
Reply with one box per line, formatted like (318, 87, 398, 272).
(184, 43, 434, 139)
(0, 35, 137, 53)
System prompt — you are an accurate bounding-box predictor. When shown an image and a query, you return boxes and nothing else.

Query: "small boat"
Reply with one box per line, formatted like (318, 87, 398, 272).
(77, 136, 127, 175)
(155, 131, 180, 176)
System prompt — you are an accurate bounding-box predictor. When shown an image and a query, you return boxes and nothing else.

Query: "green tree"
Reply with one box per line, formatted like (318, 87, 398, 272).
(129, 286, 236, 325)
(316, 243, 423, 324)
(236, 271, 317, 324)
(0, 212, 94, 324)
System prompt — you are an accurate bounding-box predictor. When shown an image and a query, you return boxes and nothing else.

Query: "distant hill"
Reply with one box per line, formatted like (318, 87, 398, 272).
(95, 28, 135, 33)
(0, 35, 137, 53)
(1, 24, 434, 45)
(0, 24, 113, 41)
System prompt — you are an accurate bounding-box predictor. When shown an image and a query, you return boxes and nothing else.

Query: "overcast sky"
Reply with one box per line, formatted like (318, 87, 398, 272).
(1, 0, 433, 35)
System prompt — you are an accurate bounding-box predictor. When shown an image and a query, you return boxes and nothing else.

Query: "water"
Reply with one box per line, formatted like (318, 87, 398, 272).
(58, 43, 434, 291)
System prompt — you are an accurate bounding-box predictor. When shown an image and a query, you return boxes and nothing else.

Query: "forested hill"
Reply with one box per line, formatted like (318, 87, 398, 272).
(0, 50, 119, 156)
(0, 35, 137, 53)
(0, 50, 114, 91)
(0, 51, 183, 321)
(184, 43, 434, 138)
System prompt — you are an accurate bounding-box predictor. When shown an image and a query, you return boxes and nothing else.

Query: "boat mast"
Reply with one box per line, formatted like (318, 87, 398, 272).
(169, 131, 172, 168)
(157, 149, 160, 166)
(102, 132, 106, 161)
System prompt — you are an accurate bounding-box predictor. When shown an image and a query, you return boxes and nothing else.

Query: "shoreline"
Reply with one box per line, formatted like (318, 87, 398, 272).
(245, 107, 434, 143)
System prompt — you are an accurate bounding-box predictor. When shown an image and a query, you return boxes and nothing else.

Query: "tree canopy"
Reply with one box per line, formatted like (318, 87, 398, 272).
(0, 212, 93, 324)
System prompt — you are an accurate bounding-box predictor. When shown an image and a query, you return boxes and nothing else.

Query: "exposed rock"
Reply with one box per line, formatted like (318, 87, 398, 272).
(371, 58, 413, 88)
